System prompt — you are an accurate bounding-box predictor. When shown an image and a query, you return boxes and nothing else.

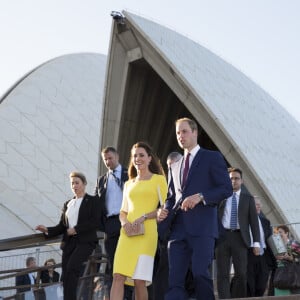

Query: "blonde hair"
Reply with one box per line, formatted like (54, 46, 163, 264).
(69, 171, 87, 185)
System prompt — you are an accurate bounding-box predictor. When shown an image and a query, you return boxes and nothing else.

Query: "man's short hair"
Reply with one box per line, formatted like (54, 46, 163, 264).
(176, 118, 198, 132)
(26, 257, 36, 267)
(167, 152, 182, 163)
(101, 146, 118, 155)
(228, 167, 243, 178)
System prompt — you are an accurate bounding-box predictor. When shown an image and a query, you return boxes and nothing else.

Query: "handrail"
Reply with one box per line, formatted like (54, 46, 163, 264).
(0, 231, 104, 252)
(271, 222, 300, 227)
(0, 233, 61, 252)
(0, 232, 107, 300)
(0, 263, 62, 282)
(0, 255, 108, 296)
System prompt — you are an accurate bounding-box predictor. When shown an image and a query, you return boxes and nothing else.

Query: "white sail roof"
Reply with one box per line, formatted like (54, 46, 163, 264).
(0, 53, 106, 238)
(124, 11, 300, 224)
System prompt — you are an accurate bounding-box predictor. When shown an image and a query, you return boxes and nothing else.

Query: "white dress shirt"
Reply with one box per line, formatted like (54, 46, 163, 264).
(223, 190, 260, 248)
(66, 197, 83, 228)
(250, 216, 266, 254)
(29, 273, 35, 283)
(106, 164, 123, 216)
(222, 189, 241, 229)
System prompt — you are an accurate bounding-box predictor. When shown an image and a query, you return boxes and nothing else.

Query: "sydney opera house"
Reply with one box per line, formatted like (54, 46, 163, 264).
(0, 10, 299, 260)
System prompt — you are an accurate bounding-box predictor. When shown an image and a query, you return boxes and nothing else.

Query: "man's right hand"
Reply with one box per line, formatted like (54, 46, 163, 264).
(157, 207, 168, 222)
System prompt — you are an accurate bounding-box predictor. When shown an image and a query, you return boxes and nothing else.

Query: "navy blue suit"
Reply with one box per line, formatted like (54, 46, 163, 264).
(165, 147, 232, 300)
(16, 274, 34, 293)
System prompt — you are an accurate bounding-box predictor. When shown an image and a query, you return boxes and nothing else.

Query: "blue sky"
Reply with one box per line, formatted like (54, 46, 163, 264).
(1, 0, 299, 122)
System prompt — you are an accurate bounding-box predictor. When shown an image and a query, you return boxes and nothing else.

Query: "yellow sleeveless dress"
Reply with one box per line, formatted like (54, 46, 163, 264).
(113, 174, 167, 286)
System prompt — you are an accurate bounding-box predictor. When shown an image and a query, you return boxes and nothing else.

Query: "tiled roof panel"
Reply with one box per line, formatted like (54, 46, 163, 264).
(126, 12, 300, 222)
(0, 53, 106, 238)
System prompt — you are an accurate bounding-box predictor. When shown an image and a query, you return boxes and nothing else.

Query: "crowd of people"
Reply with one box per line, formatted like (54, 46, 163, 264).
(13, 116, 297, 300)
(15, 257, 60, 299)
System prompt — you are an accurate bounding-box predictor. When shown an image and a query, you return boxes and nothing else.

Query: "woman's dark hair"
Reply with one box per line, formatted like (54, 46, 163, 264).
(277, 225, 290, 235)
(44, 258, 56, 266)
(128, 142, 165, 179)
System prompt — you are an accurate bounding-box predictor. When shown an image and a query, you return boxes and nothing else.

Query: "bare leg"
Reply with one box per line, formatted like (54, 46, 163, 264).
(110, 273, 126, 300)
(134, 279, 148, 300)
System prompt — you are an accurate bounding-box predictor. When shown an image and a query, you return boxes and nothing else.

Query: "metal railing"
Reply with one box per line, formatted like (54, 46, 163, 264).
(0, 249, 61, 299)
(0, 233, 108, 300)
(271, 222, 300, 241)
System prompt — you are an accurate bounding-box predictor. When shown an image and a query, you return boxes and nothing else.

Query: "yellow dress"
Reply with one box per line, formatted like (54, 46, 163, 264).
(113, 174, 167, 286)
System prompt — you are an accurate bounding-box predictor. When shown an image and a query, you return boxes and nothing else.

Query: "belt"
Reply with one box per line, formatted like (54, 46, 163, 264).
(107, 214, 119, 219)
(225, 229, 240, 232)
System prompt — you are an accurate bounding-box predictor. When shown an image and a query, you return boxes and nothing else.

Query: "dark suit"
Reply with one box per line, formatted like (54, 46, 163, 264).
(46, 193, 101, 300)
(165, 147, 232, 300)
(94, 166, 128, 231)
(153, 169, 175, 299)
(16, 274, 34, 293)
(216, 192, 260, 299)
(247, 214, 275, 297)
(94, 166, 130, 296)
(40, 270, 60, 283)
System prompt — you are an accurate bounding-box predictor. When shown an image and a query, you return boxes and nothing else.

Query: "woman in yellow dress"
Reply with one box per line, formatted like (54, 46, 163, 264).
(110, 142, 167, 300)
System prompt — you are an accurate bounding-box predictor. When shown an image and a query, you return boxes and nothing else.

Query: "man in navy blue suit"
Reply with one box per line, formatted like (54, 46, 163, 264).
(158, 117, 232, 300)
(16, 256, 36, 295)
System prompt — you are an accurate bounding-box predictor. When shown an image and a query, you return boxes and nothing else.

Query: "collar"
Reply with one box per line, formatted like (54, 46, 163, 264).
(233, 189, 241, 197)
(184, 144, 200, 157)
(109, 164, 121, 174)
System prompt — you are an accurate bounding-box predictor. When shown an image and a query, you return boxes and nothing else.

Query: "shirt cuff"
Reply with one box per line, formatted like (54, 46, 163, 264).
(253, 242, 260, 248)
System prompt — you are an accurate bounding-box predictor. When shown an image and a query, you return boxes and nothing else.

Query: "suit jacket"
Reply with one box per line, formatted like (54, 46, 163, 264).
(259, 214, 276, 269)
(40, 270, 60, 283)
(167, 148, 232, 237)
(16, 273, 34, 293)
(47, 193, 101, 245)
(218, 192, 260, 247)
(94, 166, 128, 231)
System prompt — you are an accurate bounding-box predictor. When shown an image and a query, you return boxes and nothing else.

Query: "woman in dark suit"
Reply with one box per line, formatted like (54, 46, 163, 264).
(36, 171, 101, 300)
(40, 258, 60, 284)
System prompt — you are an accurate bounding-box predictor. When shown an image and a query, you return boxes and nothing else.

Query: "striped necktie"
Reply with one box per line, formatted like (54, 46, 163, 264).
(112, 170, 123, 189)
(230, 192, 238, 229)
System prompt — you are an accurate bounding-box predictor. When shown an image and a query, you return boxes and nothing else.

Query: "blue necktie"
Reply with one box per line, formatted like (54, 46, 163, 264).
(230, 192, 238, 229)
(112, 170, 123, 189)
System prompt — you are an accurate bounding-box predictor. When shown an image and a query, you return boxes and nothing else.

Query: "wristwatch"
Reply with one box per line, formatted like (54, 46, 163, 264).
(143, 214, 148, 220)
(198, 193, 204, 203)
